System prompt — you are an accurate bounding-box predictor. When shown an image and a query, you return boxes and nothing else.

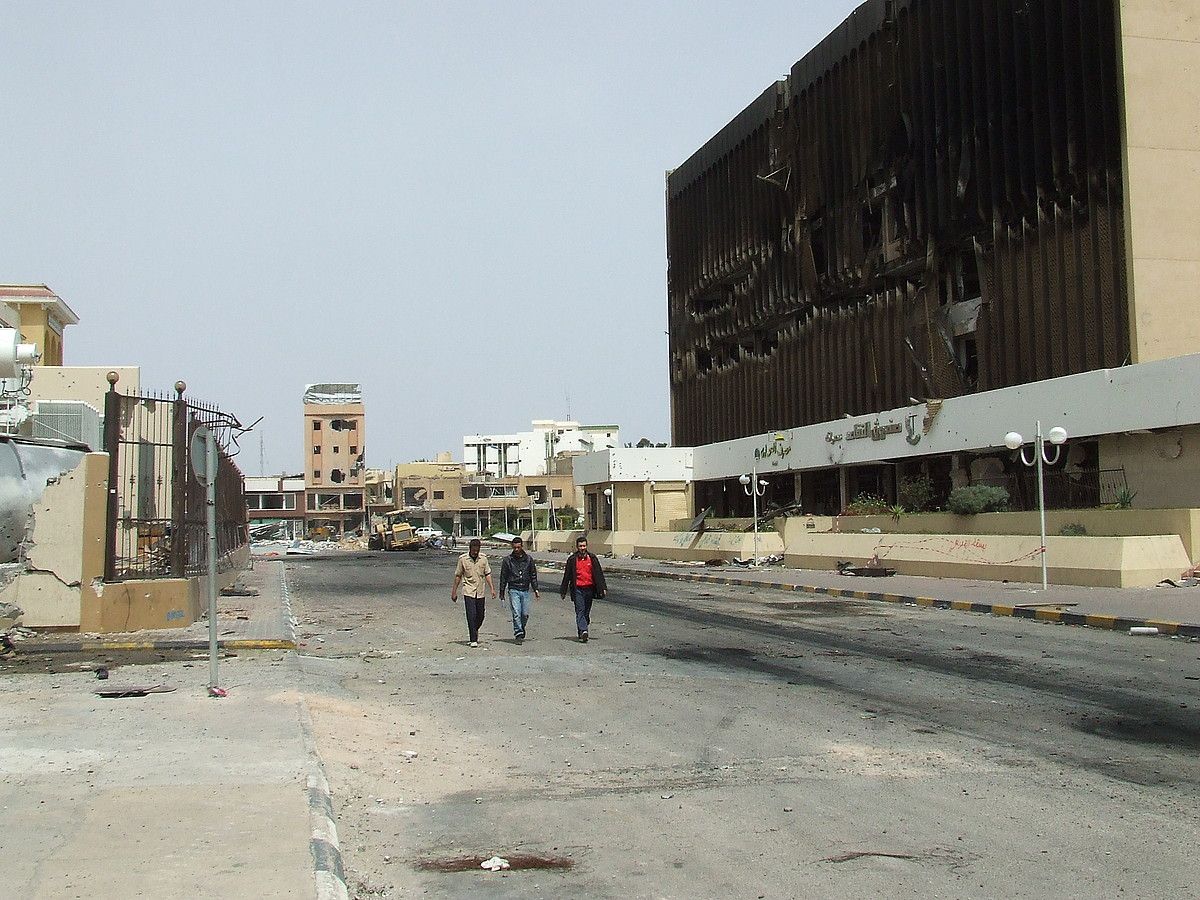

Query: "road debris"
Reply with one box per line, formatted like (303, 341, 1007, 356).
(480, 856, 510, 872)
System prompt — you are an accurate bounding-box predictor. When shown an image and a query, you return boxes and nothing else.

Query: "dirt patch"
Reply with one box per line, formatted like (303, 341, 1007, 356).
(415, 853, 574, 872)
(0, 648, 211, 676)
(1073, 714, 1200, 750)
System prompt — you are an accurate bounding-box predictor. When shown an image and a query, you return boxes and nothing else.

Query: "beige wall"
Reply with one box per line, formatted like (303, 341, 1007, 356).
(27, 366, 140, 411)
(1099, 425, 1200, 510)
(1119, 0, 1200, 362)
(0, 452, 108, 628)
(815, 507, 1200, 562)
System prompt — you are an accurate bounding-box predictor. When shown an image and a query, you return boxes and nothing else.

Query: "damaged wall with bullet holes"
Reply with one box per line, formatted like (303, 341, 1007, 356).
(667, 0, 1132, 447)
(0, 439, 108, 627)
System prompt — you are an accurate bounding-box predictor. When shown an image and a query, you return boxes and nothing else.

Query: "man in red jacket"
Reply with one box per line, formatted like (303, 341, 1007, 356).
(559, 535, 607, 643)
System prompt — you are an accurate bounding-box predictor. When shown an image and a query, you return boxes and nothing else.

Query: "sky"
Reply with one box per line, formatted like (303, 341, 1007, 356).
(1, 0, 860, 475)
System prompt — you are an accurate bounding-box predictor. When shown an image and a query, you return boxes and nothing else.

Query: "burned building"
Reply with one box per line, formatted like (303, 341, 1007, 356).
(660, 0, 1200, 516)
(669, 0, 1135, 447)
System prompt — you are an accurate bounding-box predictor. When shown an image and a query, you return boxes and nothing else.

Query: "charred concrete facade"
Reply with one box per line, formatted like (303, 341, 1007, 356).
(668, 0, 1132, 448)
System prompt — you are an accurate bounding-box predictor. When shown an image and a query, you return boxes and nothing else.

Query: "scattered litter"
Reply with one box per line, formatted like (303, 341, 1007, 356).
(480, 856, 510, 872)
(783, 806, 794, 813)
(1130, 626, 1160, 636)
(208, 686, 228, 698)
(220, 584, 260, 597)
(837, 560, 896, 577)
(95, 667, 109, 680)
(704, 558, 727, 567)
(96, 684, 176, 698)
(402, 750, 418, 760)
(660, 793, 674, 800)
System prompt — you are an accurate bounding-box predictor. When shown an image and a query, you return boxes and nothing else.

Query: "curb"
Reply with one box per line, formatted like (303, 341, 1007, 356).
(541, 560, 1200, 638)
(298, 698, 349, 900)
(12, 638, 297, 655)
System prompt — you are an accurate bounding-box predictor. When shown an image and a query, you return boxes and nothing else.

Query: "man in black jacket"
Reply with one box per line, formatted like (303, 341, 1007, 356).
(498, 536, 539, 642)
(559, 535, 606, 643)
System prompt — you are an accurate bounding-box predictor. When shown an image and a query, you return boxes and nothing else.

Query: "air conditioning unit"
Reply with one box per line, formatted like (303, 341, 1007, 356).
(30, 400, 102, 450)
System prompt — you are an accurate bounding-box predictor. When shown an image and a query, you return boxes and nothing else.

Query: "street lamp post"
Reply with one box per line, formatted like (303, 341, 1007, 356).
(739, 463, 768, 566)
(1004, 422, 1068, 591)
(648, 480, 656, 528)
(603, 486, 614, 531)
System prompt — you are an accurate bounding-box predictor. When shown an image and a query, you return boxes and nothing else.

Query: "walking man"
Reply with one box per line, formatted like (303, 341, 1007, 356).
(499, 536, 539, 643)
(451, 538, 495, 647)
(559, 535, 606, 643)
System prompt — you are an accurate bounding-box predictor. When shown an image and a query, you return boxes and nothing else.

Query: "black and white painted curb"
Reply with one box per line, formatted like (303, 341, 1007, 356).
(296, 629, 349, 899)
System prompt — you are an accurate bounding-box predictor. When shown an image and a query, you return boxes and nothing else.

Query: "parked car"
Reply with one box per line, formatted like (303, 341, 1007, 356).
(415, 527, 445, 540)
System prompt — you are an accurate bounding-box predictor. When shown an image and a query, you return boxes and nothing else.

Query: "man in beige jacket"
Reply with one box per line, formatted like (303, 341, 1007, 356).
(451, 538, 496, 647)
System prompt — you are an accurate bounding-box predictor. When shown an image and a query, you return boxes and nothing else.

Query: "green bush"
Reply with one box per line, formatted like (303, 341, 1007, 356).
(897, 473, 935, 512)
(947, 484, 1010, 515)
(843, 492, 892, 516)
(1059, 523, 1087, 536)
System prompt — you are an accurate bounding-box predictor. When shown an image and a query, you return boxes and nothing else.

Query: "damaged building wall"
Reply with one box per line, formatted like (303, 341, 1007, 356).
(668, 0, 1130, 447)
(1117, 0, 1200, 363)
(0, 442, 106, 628)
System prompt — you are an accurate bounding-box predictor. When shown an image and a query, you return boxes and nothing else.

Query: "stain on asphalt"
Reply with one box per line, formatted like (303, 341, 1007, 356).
(416, 853, 574, 872)
(1074, 714, 1200, 750)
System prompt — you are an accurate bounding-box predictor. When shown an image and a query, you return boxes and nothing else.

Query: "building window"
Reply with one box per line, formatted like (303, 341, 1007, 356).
(313, 470, 321, 479)
(350, 445, 357, 454)
(552, 489, 562, 498)
(307, 494, 317, 510)
(433, 490, 444, 500)
(246, 496, 262, 510)
(333, 446, 340, 453)
(313, 421, 321, 431)
(313, 446, 321, 454)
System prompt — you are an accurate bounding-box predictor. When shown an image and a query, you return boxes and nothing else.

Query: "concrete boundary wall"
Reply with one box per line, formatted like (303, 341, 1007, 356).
(817, 508, 1200, 561)
(530, 527, 1190, 588)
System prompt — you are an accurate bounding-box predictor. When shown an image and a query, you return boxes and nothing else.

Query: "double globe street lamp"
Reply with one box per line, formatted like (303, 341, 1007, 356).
(739, 467, 768, 566)
(1003, 422, 1068, 591)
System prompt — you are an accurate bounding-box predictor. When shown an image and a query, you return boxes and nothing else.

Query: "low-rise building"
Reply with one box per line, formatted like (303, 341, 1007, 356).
(393, 460, 580, 537)
(463, 420, 619, 477)
(245, 474, 305, 540)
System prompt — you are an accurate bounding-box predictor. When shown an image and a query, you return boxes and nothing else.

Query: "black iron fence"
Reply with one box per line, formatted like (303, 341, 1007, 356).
(975, 468, 1129, 512)
(103, 382, 248, 582)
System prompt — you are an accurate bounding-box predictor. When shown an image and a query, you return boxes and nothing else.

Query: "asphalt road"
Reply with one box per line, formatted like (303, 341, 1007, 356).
(287, 550, 1200, 899)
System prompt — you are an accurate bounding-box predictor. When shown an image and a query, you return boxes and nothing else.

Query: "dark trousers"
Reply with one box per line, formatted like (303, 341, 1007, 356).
(464, 596, 485, 642)
(571, 586, 595, 634)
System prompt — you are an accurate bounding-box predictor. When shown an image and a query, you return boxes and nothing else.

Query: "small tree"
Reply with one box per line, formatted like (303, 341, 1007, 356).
(897, 473, 935, 513)
(947, 485, 1009, 515)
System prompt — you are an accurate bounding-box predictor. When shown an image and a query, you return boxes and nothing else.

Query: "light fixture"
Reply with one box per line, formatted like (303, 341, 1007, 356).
(738, 474, 751, 486)
(1004, 432, 1024, 450)
(1048, 426, 1068, 445)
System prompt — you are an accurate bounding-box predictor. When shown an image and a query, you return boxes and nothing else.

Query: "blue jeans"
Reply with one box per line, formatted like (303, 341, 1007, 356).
(508, 588, 531, 636)
(572, 586, 595, 634)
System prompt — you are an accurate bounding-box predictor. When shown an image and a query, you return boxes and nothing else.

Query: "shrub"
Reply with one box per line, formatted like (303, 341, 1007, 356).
(1114, 488, 1137, 510)
(897, 473, 935, 512)
(843, 492, 892, 516)
(1059, 523, 1087, 536)
(947, 484, 1010, 515)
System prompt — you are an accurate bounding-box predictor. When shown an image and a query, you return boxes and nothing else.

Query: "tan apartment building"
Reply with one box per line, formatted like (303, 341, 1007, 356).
(303, 383, 366, 537)
(393, 460, 581, 537)
(0, 284, 78, 365)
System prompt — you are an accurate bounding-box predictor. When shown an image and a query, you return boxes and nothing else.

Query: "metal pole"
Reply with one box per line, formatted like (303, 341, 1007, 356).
(206, 428, 219, 692)
(1036, 419, 1048, 591)
(102, 376, 122, 583)
(751, 460, 760, 566)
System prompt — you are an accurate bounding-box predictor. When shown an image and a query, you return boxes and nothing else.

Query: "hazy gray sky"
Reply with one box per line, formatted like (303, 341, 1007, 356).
(2, 1, 859, 474)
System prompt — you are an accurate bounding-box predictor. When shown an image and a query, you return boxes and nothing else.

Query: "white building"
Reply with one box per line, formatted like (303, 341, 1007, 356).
(463, 420, 620, 477)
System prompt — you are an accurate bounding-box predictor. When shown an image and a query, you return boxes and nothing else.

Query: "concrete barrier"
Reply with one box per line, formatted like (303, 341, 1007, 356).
(781, 529, 1190, 588)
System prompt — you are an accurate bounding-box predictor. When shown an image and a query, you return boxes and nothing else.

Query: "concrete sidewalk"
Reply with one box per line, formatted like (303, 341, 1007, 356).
(543, 554, 1200, 637)
(0, 562, 343, 900)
